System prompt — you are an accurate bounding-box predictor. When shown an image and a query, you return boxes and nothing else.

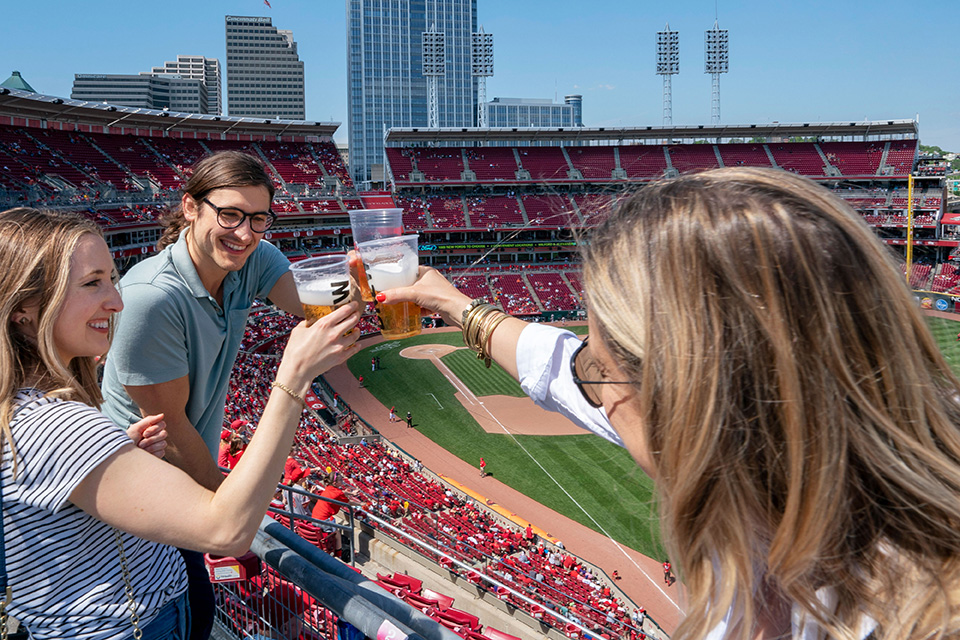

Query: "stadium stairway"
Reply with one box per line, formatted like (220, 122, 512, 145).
(521, 273, 546, 313)
(559, 147, 582, 181)
(814, 143, 840, 177)
(712, 144, 725, 168)
(879, 141, 892, 176)
(305, 143, 332, 180)
(461, 195, 474, 228)
(762, 144, 778, 168)
(515, 196, 531, 227)
(559, 272, 581, 307)
(512, 148, 531, 181)
(81, 136, 152, 191)
(356, 531, 558, 640)
(251, 144, 290, 193)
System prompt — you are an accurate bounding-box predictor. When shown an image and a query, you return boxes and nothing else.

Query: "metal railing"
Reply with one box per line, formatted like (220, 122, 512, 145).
(212, 515, 462, 640)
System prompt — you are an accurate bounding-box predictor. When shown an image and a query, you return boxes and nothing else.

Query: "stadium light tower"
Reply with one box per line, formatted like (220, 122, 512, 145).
(471, 27, 494, 127)
(422, 25, 446, 128)
(704, 20, 729, 125)
(656, 24, 679, 126)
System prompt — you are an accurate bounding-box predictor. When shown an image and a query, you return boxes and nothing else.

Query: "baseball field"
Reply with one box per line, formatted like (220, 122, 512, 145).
(347, 314, 960, 564)
(347, 327, 664, 560)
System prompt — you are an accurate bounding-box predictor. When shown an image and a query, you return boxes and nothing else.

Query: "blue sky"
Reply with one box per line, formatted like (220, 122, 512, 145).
(3, 0, 957, 149)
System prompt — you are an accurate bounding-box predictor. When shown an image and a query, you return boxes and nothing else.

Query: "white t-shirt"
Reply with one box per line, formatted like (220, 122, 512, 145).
(283, 487, 310, 517)
(2, 389, 188, 640)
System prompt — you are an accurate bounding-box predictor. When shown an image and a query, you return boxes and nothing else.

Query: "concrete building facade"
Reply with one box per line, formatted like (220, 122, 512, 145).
(225, 15, 305, 119)
(71, 73, 208, 113)
(484, 96, 583, 128)
(151, 55, 222, 115)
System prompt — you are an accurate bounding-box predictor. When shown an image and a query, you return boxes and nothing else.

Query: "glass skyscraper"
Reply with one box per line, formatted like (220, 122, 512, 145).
(347, 0, 478, 185)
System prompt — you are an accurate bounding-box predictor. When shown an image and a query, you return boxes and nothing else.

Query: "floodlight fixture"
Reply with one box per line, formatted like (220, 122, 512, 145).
(656, 23, 679, 125)
(422, 24, 446, 128)
(704, 20, 729, 125)
(471, 27, 494, 126)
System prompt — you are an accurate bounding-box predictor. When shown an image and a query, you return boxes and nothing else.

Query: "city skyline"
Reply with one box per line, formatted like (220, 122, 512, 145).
(1, 0, 957, 149)
(347, 0, 478, 185)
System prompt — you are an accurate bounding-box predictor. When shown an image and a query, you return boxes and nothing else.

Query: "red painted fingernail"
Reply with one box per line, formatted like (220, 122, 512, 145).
(375, 293, 386, 302)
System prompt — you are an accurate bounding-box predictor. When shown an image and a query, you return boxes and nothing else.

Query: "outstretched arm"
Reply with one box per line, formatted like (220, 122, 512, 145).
(70, 302, 361, 556)
(378, 266, 527, 380)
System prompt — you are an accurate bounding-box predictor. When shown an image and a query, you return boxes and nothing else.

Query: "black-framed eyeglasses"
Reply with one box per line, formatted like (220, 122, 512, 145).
(202, 197, 277, 233)
(570, 336, 633, 409)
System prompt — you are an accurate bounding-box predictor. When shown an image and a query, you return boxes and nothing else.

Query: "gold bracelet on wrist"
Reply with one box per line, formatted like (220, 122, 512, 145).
(460, 298, 488, 328)
(461, 299, 490, 347)
(464, 304, 497, 354)
(460, 299, 509, 368)
(272, 381, 306, 407)
(479, 312, 510, 368)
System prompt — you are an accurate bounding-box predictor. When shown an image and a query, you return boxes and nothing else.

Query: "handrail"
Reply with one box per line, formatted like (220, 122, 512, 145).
(251, 516, 462, 640)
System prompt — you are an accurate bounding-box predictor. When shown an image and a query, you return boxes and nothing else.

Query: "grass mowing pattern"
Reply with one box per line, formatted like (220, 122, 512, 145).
(927, 316, 960, 376)
(347, 329, 663, 559)
(345, 316, 960, 562)
(440, 348, 525, 398)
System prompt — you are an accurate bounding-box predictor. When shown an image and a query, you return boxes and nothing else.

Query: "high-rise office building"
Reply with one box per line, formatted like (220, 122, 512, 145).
(347, 0, 478, 185)
(225, 15, 305, 119)
(484, 96, 583, 128)
(151, 56, 222, 115)
(71, 73, 208, 113)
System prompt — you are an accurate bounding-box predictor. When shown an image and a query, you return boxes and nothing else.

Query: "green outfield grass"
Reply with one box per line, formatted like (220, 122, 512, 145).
(439, 348, 526, 398)
(347, 328, 664, 560)
(927, 315, 960, 376)
(344, 316, 960, 563)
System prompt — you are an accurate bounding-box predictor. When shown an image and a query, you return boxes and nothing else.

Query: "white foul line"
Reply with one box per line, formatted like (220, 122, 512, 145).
(431, 350, 684, 617)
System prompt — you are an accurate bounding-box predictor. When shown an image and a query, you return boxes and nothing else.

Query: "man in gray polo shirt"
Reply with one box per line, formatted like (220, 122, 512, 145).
(101, 151, 304, 640)
(103, 151, 303, 488)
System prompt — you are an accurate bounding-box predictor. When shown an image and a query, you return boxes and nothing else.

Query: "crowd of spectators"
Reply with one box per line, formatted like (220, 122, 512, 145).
(218, 297, 651, 640)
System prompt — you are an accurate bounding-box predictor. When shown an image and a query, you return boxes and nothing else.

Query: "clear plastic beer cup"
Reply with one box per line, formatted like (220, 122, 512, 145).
(356, 234, 421, 340)
(288, 255, 352, 325)
(348, 208, 403, 301)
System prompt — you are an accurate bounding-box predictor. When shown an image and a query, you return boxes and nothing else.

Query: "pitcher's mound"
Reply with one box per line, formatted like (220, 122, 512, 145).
(400, 344, 460, 359)
(400, 344, 585, 436)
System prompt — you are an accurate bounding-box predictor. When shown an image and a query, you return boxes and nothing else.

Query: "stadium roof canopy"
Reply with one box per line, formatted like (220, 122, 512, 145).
(385, 119, 918, 145)
(0, 88, 339, 139)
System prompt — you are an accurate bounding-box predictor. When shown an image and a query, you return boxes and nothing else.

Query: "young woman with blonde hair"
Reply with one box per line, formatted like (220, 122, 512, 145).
(0, 207, 359, 639)
(382, 167, 960, 640)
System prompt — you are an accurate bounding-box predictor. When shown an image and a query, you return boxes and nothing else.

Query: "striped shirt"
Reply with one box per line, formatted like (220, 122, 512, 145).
(2, 389, 187, 640)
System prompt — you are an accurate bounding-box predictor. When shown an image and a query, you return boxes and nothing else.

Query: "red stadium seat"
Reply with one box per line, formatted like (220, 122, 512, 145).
(385, 572, 422, 594)
(421, 588, 455, 611)
(483, 628, 522, 640)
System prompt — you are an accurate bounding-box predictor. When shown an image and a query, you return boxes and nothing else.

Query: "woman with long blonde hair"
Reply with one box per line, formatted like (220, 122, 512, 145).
(0, 207, 359, 639)
(383, 167, 960, 639)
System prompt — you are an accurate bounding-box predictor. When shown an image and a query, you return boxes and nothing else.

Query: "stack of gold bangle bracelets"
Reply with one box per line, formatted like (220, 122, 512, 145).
(461, 299, 510, 368)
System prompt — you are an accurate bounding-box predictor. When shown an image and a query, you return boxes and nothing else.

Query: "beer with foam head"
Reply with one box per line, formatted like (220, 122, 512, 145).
(366, 260, 421, 339)
(298, 278, 351, 324)
(357, 234, 422, 340)
(288, 255, 352, 325)
(349, 208, 403, 302)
